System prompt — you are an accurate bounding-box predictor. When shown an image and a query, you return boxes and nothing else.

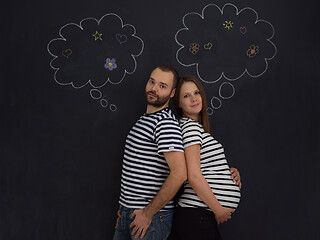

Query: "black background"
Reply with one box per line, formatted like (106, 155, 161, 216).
(1, 0, 319, 239)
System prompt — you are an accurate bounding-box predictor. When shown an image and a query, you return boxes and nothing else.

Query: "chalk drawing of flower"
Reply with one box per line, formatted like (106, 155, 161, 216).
(104, 58, 117, 71)
(247, 45, 259, 58)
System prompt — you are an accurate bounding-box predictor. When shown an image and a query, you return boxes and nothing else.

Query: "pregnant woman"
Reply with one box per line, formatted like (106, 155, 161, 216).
(169, 75, 241, 240)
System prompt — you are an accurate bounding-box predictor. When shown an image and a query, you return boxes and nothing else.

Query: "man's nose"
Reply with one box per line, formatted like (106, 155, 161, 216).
(151, 84, 158, 92)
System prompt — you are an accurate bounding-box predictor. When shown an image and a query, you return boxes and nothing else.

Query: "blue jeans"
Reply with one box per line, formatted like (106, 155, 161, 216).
(113, 206, 173, 240)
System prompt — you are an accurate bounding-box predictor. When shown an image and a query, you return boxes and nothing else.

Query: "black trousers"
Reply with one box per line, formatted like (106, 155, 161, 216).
(168, 207, 222, 240)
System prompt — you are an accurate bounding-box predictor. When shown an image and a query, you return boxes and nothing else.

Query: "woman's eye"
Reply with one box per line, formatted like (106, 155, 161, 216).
(183, 94, 189, 98)
(195, 91, 200, 95)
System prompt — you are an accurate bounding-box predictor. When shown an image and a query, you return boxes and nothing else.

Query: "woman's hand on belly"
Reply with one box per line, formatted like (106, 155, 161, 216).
(215, 206, 235, 224)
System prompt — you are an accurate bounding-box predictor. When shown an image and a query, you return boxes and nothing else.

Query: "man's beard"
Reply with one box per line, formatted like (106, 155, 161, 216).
(145, 90, 171, 107)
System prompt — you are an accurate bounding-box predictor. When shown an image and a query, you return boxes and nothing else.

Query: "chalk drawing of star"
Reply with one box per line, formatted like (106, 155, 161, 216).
(92, 31, 103, 41)
(223, 21, 234, 30)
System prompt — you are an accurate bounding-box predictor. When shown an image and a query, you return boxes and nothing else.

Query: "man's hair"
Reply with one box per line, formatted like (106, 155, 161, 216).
(155, 65, 179, 89)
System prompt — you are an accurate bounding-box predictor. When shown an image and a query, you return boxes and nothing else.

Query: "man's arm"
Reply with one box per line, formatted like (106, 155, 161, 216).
(230, 167, 242, 189)
(130, 151, 187, 239)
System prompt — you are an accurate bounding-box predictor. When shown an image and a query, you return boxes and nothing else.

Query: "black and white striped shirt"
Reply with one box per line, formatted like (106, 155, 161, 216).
(119, 108, 184, 210)
(178, 117, 241, 210)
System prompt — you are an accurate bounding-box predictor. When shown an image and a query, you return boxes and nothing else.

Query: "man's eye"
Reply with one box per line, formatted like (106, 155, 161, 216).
(160, 85, 166, 89)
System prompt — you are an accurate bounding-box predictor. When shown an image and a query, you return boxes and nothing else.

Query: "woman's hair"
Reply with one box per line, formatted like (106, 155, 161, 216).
(173, 75, 210, 133)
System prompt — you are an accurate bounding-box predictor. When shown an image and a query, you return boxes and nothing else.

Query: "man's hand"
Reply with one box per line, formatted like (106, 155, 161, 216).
(127, 152, 185, 239)
(230, 167, 242, 189)
(215, 206, 235, 224)
(129, 209, 152, 239)
(114, 208, 122, 229)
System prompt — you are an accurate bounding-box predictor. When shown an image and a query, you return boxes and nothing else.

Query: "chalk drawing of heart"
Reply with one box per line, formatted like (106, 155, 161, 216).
(204, 43, 213, 50)
(116, 34, 128, 44)
(240, 26, 247, 35)
(62, 49, 72, 58)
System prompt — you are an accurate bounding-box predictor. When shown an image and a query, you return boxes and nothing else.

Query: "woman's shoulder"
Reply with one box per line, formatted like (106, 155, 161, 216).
(179, 117, 202, 131)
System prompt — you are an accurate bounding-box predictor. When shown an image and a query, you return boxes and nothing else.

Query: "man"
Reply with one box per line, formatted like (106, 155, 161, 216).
(113, 65, 187, 240)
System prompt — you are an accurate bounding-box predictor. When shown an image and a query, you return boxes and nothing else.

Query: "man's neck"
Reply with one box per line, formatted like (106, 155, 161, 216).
(146, 104, 169, 114)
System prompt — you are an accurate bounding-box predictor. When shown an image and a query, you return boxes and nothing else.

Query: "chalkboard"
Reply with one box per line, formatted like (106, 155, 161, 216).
(1, 0, 319, 239)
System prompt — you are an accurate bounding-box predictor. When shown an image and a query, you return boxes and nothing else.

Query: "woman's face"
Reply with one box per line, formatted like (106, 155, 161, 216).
(179, 81, 202, 120)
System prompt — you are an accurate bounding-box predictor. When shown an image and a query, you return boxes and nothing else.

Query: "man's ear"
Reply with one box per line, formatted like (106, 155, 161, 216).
(170, 88, 176, 98)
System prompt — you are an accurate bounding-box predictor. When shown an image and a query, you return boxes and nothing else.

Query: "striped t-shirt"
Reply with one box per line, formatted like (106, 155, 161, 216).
(178, 117, 241, 210)
(119, 108, 184, 210)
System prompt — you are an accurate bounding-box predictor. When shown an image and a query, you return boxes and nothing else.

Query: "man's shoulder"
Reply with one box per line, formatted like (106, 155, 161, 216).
(156, 108, 178, 122)
(143, 108, 177, 124)
(138, 108, 178, 130)
(156, 113, 181, 131)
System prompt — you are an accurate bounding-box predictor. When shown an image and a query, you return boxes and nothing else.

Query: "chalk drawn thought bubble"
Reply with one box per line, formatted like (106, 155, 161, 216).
(47, 13, 144, 110)
(175, 3, 277, 83)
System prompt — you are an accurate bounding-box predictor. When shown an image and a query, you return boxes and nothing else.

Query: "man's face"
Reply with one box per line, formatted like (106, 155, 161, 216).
(145, 68, 175, 107)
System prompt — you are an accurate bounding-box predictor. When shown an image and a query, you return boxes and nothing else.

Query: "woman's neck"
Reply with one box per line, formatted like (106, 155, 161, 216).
(182, 113, 200, 122)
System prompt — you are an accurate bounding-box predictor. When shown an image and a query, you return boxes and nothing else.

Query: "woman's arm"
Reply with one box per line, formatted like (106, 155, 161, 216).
(185, 144, 234, 224)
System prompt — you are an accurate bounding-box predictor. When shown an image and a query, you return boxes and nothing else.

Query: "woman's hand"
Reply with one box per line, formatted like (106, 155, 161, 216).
(214, 206, 235, 224)
(230, 167, 242, 189)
